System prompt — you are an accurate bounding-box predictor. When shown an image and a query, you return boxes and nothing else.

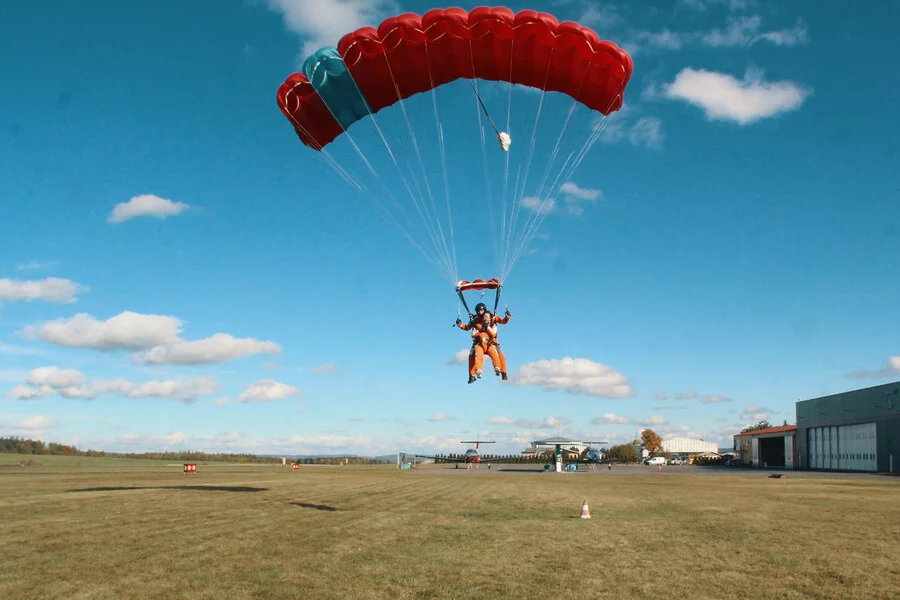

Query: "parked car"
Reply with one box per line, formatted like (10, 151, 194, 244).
(644, 456, 666, 466)
(667, 457, 684, 465)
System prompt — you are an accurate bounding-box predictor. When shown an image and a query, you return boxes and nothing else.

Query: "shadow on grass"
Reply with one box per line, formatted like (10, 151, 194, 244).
(498, 468, 546, 473)
(67, 485, 268, 493)
(291, 502, 341, 511)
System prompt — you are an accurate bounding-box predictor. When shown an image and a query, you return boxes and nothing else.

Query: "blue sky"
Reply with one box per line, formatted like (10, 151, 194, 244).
(1, 0, 898, 457)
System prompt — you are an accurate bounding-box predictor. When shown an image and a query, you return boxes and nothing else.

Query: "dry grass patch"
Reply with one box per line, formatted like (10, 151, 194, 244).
(1, 458, 898, 599)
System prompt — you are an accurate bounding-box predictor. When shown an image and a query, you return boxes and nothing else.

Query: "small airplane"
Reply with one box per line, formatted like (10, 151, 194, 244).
(415, 441, 505, 469)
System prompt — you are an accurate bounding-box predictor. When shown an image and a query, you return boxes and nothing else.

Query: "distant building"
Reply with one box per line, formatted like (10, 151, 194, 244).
(661, 436, 718, 456)
(796, 380, 900, 473)
(733, 425, 798, 468)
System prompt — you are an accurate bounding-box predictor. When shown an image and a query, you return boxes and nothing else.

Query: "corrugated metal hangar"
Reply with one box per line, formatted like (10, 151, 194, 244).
(796, 380, 900, 473)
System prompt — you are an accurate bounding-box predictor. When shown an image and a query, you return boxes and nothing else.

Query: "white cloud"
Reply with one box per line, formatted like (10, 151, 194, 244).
(520, 196, 555, 215)
(5, 384, 55, 400)
(28, 312, 182, 350)
(600, 109, 664, 150)
(108, 194, 190, 224)
(17, 415, 58, 429)
(444, 349, 470, 366)
(513, 358, 635, 398)
(845, 356, 900, 380)
(310, 363, 340, 374)
(0, 277, 84, 303)
(26, 366, 86, 388)
(702, 16, 809, 48)
(140, 333, 281, 365)
(16, 260, 58, 272)
(701, 393, 733, 404)
(428, 413, 455, 422)
(680, 0, 753, 10)
(674, 391, 698, 400)
(590, 413, 633, 425)
(488, 416, 512, 424)
(664, 67, 811, 125)
(653, 391, 667, 400)
(267, 0, 399, 57)
(642, 415, 668, 426)
(741, 404, 771, 422)
(560, 182, 601, 202)
(25, 312, 280, 366)
(9, 368, 220, 404)
(236, 379, 301, 403)
(514, 416, 569, 429)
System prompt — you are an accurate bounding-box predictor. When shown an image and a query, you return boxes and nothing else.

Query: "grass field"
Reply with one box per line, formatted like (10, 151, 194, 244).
(1, 455, 898, 599)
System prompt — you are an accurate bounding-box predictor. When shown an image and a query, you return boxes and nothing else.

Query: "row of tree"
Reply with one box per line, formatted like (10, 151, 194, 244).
(0, 436, 388, 465)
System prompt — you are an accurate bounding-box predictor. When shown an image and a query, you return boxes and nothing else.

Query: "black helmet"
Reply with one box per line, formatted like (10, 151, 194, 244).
(474, 303, 487, 313)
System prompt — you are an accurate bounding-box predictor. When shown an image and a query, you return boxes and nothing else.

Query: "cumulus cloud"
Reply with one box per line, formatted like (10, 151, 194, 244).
(5, 384, 55, 401)
(26, 366, 85, 388)
(664, 67, 811, 125)
(8, 367, 220, 404)
(653, 391, 667, 400)
(488, 416, 512, 424)
(140, 333, 281, 365)
(741, 404, 771, 422)
(267, 0, 399, 57)
(641, 415, 667, 426)
(25, 311, 280, 366)
(514, 416, 569, 429)
(17, 415, 58, 429)
(427, 413, 455, 422)
(0, 277, 84, 303)
(845, 356, 900, 380)
(444, 349, 470, 366)
(108, 194, 190, 223)
(236, 379, 301, 403)
(590, 413, 634, 425)
(701, 393, 733, 404)
(27, 312, 182, 350)
(512, 357, 635, 398)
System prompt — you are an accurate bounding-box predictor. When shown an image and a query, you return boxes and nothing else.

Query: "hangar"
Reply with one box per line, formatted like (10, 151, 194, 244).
(733, 425, 797, 468)
(796, 380, 900, 473)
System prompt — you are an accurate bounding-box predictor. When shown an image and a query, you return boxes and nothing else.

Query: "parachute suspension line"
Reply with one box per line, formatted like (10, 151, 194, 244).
(504, 104, 617, 279)
(468, 79, 501, 137)
(380, 48, 458, 285)
(502, 46, 556, 282)
(503, 64, 593, 279)
(339, 52, 457, 284)
(309, 56, 455, 284)
(500, 39, 515, 285)
(467, 40, 500, 276)
(424, 42, 459, 284)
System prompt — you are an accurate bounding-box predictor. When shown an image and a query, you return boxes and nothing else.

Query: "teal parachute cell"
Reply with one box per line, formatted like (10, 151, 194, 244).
(301, 47, 372, 130)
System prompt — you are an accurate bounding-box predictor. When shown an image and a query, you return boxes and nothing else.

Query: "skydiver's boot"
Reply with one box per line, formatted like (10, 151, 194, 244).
(501, 372, 508, 380)
(494, 368, 501, 376)
(468, 375, 476, 384)
(476, 370, 482, 379)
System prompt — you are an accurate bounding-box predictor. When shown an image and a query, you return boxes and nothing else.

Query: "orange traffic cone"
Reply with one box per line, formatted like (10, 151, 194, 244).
(580, 500, 591, 519)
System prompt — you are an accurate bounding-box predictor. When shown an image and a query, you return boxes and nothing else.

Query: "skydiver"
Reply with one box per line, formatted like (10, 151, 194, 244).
(455, 304, 513, 383)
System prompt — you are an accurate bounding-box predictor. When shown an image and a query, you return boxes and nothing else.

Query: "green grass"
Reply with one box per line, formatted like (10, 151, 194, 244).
(1, 456, 898, 599)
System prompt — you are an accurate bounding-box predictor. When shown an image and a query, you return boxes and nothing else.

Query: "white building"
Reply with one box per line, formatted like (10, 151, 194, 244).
(662, 436, 718, 455)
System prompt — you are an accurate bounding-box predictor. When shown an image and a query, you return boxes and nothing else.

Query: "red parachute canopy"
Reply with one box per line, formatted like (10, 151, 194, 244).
(278, 6, 633, 150)
(456, 278, 502, 292)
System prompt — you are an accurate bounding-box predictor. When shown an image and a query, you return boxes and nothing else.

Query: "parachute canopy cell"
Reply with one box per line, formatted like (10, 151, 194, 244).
(276, 6, 634, 150)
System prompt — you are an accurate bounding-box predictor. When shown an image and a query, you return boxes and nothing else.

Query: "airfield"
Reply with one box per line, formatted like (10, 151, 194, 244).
(2, 455, 898, 600)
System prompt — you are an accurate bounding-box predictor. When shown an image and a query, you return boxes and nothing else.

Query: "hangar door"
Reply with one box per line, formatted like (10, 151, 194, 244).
(807, 422, 877, 471)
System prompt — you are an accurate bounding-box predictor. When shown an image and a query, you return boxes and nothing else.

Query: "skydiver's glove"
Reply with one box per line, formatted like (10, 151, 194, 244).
(456, 318, 462, 326)
(505, 310, 512, 318)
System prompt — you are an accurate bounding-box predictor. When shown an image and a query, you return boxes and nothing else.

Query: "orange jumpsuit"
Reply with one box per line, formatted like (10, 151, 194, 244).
(466, 315, 509, 377)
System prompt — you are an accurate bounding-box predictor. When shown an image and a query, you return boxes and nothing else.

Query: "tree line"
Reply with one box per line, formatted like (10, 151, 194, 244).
(0, 436, 384, 465)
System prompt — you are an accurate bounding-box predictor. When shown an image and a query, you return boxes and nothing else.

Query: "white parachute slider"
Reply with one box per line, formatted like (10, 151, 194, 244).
(497, 132, 511, 152)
